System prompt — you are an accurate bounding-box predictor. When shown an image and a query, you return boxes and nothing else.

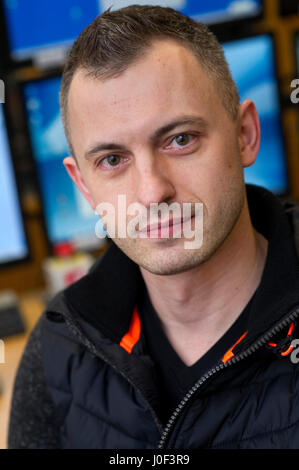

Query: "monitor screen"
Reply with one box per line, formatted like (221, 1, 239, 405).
(99, 1, 262, 24)
(0, 105, 28, 264)
(173, 0, 262, 23)
(222, 34, 288, 194)
(22, 77, 106, 249)
(3, 0, 101, 61)
(3, 0, 262, 61)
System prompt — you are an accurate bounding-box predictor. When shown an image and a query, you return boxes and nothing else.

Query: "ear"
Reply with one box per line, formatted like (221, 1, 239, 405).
(237, 99, 261, 168)
(63, 156, 96, 210)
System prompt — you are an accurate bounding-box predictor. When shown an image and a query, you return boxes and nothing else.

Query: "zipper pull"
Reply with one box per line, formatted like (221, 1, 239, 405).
(221, 331, 248, 363)
(267, 321, 295, 357)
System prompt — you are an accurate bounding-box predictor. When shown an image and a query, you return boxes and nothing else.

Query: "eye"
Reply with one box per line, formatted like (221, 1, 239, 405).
(170, 134, 194, 148)
(106, 155, 120, 166)
(96, 154, 122, 168)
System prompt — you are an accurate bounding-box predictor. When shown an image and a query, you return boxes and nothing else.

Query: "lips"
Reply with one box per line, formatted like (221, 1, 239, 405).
(139, 214, 195, 237)
(144, 218, 179, 232)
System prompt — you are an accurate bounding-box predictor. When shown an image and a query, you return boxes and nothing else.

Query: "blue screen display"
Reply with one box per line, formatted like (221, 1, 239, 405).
(99, 0, 262, 23)
(23, 78, 105, 247)
(222, 34, 288, 194)
(3, 0, 100, 59)
(4, 0, 262, 59)
(0, 106, 28, 264)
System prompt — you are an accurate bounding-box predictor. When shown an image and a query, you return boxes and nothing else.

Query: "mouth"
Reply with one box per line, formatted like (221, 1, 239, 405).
(139, 214, 195, 239)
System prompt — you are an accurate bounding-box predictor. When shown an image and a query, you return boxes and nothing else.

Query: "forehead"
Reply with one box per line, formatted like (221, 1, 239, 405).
(67, 40, 222, 152)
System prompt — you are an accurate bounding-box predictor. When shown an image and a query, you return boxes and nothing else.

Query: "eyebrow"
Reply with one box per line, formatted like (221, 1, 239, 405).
(84, 115, 207, 159)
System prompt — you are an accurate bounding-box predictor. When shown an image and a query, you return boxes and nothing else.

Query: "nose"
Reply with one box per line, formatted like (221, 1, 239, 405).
(134, 154, 176, 208)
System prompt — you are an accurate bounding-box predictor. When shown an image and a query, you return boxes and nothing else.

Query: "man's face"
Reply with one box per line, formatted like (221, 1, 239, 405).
(65, 40, 258, 275)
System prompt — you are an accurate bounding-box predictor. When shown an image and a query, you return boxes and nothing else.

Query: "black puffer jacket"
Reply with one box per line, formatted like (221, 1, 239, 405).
(8, 185, 299, 449)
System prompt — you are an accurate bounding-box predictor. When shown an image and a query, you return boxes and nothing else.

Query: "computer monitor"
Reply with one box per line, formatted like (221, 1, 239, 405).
(2, 0, 101, 62)
(2, 0, 262, 62)
(222, 34, 288, 194)
(22, 76, 106, 251)
(173, 0, 262, 24)
(0, 105, 29, 265)
(99, 1, 262, 24)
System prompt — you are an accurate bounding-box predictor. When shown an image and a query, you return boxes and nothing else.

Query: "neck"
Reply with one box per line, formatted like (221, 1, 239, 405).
(139, 198, 268, 365)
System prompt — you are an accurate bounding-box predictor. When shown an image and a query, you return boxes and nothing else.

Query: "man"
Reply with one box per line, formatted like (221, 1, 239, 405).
(8, 6, 299, 449)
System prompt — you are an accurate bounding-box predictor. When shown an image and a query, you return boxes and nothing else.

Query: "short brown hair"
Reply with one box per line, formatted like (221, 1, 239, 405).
(60, 5, 240, 157)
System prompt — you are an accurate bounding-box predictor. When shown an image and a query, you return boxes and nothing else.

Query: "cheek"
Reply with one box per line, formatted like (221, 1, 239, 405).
(182, 154, 231, 193)
(183, 145, 243, 211)
(204, 137, 242, 186)
(182, 131, 241, 185)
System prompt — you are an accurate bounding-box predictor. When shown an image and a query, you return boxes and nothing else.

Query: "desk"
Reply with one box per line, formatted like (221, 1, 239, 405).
(0, 292, 45, 449)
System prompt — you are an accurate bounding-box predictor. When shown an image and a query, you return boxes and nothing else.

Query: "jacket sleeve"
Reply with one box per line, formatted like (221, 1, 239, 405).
(8, 315, 61, 449)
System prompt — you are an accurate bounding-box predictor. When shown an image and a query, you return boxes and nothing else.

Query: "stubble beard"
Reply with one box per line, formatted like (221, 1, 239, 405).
(112, 185, 245, 276)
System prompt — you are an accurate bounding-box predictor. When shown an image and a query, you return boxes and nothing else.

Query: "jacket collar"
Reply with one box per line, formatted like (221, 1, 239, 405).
(242, 185, 299, 346)
(61, 237, 145, 344)
(50, 184, 299, 348)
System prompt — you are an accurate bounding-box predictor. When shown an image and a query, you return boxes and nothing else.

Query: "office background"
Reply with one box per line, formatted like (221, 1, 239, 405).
(0, 0, 299, 449)
(1, 0, 299, 293)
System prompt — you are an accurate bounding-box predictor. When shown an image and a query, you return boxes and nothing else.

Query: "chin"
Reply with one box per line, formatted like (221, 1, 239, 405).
(138, 248, 209, 276)
(113, 236, 213, 275)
